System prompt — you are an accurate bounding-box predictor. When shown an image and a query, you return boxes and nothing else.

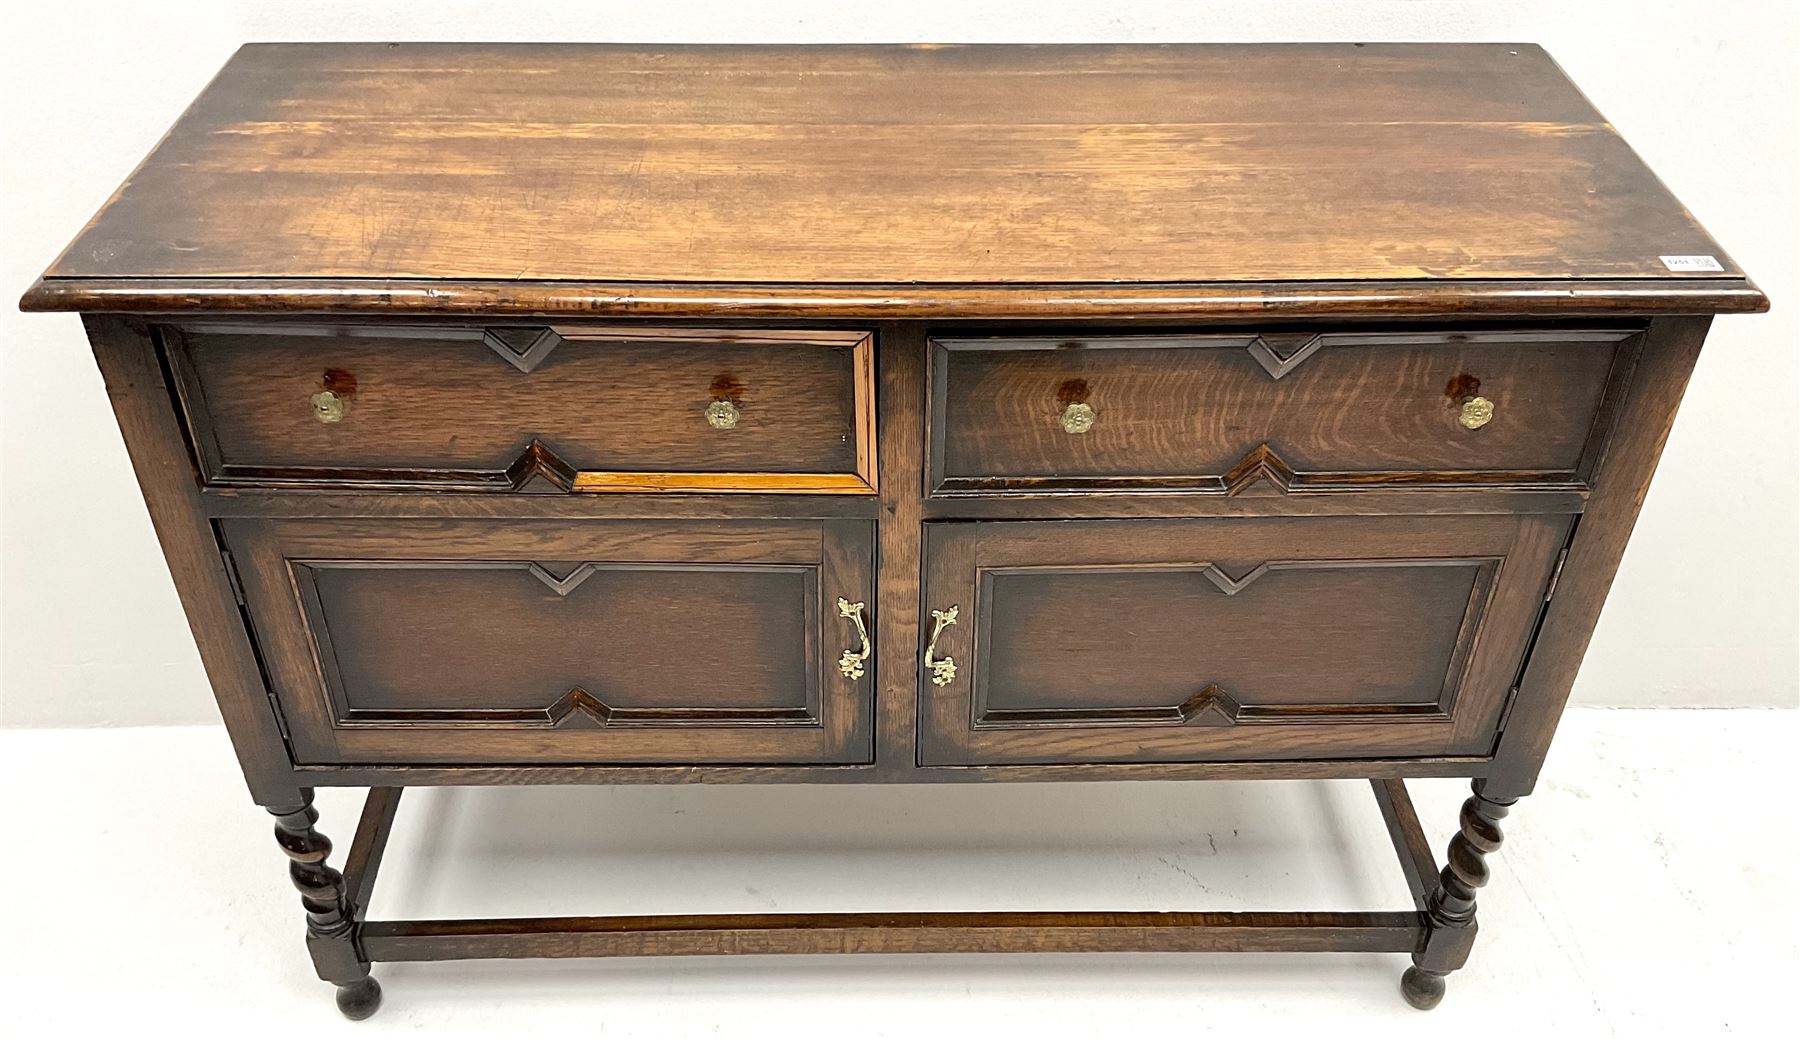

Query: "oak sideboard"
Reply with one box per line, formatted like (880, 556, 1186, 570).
(21, 42, 1766, 1017)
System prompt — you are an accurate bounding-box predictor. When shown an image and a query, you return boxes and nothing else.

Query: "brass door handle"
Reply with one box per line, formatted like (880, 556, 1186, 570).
(924, 605, 959, 686)
(836, 598, 871, 680)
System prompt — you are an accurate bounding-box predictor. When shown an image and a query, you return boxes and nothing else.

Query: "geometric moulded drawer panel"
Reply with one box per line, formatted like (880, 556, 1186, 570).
(929, 329, 1636, 495)
(172, 324, 877, 494)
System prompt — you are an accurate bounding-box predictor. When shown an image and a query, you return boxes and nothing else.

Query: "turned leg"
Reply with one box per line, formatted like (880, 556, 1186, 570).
(270, 791, 381, 1020)
(1401, 779, 1516, 1010)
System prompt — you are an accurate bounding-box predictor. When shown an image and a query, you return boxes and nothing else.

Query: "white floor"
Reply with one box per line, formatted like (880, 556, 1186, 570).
(2, 708, 1794, 1038)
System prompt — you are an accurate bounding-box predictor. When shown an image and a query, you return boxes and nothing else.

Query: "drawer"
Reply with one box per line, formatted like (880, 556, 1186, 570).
(221, 518, 875, 765)
(928, 328, 1637, 495)
(169, 324, 877, 493)
(917, 514, 1570, 765)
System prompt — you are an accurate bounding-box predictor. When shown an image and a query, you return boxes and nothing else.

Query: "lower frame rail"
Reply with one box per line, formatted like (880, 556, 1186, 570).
(361, 910, 1423, 961)
(341, 780, 1446, 972)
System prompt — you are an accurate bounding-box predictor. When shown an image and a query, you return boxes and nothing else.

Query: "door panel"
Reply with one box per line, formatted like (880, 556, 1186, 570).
(223, 518, 874, 765)
(918, 515, 1569, 765)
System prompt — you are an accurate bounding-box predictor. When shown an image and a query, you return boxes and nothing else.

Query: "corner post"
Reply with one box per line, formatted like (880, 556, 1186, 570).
(1401, 779, 1517, 1009)
(269, 790, 381, 1019)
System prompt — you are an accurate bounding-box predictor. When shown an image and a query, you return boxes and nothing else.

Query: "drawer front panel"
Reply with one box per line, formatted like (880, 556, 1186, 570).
(918, 515, 1570, 765)
(172, 324, 876, 493)
(222, 518, 874, 765)
(930, 329, 1635, 494)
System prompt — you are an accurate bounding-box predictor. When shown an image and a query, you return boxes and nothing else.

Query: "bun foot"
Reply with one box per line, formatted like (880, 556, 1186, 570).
(1400, 966, 1446, 1010)
(335, 977, 382, 1020)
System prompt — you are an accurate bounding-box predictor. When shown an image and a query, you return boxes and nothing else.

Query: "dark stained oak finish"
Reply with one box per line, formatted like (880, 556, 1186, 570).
(918, 515, 1570, 766)
(28, 44, 1749, 291)
(82, 316, 302, 806)
(169, 323, 877, 494)
(874, 324, 930, 770)
(931, 329, 1635, 494)
(223, 517, 875, 765)
(21, 42, 1764, 1016)
(20, 275, 1769, 319)
(269, 791, 380, 1018)
(361, 909, 1422, 960)
(1485, 315, 1717, 798)
(1403, 779, 1518, 1010)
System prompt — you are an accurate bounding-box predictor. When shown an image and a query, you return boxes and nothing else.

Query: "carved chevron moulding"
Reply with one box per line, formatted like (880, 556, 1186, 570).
(979, 684, 1244, 727)
(971, 556, 1474, 730)
(522, 561, 603, 597)
(504, 439, 577, 493)
(483, 326, 564, 373)
(1173, 685, 1244, 725)
(342, 685, 817, 729)
(543, 687, 615, 727)
(1195, 561, 1276, 596)
(1220, 444, 1300, 497)
(537, 689, 816, 729)
(1244, 332, 1325, 379)
(524, 688, 816, 729)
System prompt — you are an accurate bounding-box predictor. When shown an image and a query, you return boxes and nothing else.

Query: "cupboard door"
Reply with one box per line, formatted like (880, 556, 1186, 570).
(223, 518, 874, 765)
(918, 515, 1569, 765)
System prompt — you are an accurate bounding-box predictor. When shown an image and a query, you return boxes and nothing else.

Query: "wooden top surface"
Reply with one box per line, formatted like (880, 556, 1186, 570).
(25, 43, 1763, 316)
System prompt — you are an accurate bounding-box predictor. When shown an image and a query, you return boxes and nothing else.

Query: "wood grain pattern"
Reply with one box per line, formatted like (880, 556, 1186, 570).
(222, 517, 875, 765)
(309, 565, 816, 720)
(167, 323, 875, 493)
(83, 316, 300, 805)
(974, 561, 1486, 718)
(874, 324, 928, 773)
(202, 488, 882, 521)
(342, 787, 402, 922)
(21, 276, 1769, 318)
(24, 42, 1766, 1015)
(919, 514, 1571, 766)
(24, 43, 1757, 314)
(360, 910, 1422, 960)
(332, 779, 1440, 987)
(269, 792, 382, 1018)
(297, 755, 1489, 788)
(571, 473, 873, 494)
(1485, 315, 1714, 798)
(79, 313, 1708, 789)
(1403, 779, 1518, 1009)
(196, 483, 1585, 521)
(931, 329, 1633, 493)
(1372, 779, 1438, 912)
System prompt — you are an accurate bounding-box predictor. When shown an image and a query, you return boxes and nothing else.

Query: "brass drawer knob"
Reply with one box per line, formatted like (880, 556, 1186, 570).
(310, 390, 344, 424)
(1060, 401, 1096, 434)
(1459, 395, 1495, 430)
(836, 597, 871, 680)
(925, 605, 959, 686)
(705, 398, 740, 430)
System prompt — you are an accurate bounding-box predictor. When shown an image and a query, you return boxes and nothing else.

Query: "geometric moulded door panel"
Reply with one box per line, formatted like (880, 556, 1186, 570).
(918, 514, 1571, 766)
(222, 517, 875, 765)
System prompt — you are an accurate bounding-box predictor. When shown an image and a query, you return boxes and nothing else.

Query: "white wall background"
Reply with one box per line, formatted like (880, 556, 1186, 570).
(2, 1, 1795, 726)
